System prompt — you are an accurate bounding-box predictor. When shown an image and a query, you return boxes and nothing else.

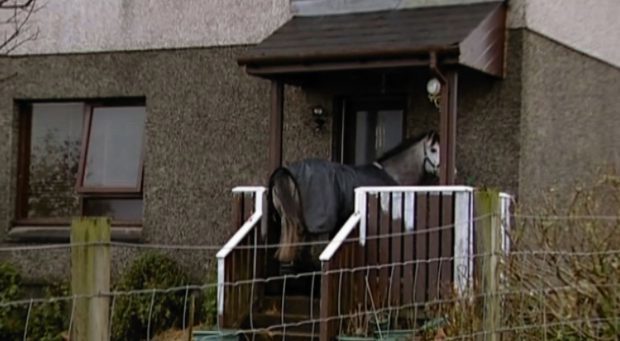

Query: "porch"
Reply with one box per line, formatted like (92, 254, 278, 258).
(216, 186, 512, 340)
(216, 2, 510, 339)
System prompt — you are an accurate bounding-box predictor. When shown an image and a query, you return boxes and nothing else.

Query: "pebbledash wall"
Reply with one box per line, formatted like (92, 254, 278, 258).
(0, 0, 618, 282)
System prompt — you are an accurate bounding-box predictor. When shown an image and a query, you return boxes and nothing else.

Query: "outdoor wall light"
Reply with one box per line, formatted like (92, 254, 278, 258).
(312, 105, 326, 132)
(426, 77, 442, 108)
(426, 77, 442, 96)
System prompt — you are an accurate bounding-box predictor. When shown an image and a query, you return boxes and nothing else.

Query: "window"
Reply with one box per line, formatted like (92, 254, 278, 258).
(335, 97, 406, 165)
(16, 100, 146, 226)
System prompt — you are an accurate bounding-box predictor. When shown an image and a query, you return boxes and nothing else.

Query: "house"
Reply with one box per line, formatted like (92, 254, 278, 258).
(0, 0, 618, 309)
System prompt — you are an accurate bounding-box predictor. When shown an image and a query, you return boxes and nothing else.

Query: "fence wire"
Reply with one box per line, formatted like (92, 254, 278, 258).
(1, 213, 619, 340)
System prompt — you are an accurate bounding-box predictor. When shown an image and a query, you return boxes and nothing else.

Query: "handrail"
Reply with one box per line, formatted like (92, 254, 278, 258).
(215, 212, 262, 259)
(318, 212, 362, 262)
(356, 185, 474, 193)
(216, 186, 265, 316)
(216, 186, 266, 259)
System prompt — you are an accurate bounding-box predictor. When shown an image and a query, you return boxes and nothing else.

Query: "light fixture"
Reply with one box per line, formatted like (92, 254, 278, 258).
(311, 105, 326, 132)
(312, 106, 325, 118)
(426, 77, 442, 109)
(426, 77, 442, 96)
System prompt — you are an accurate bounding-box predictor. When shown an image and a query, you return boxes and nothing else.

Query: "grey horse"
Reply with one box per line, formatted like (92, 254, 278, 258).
(268, 130, 440, 267)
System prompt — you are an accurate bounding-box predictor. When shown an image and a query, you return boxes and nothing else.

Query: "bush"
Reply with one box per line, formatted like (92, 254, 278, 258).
(0, 262, 70, 341)
(0, 262, 27, 340)
(111, 252, 191, 341)
(27, 283, 70, 341)
(202, 266, 217, 329)
(421, 174, 620, 340)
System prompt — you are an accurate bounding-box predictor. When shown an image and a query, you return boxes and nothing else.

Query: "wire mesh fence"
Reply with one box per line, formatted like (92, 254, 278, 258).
(1, 211, 619, 340)
(0, 174, 620, 340)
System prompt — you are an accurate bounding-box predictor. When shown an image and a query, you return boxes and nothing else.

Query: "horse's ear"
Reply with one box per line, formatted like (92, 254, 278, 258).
(428, 130, 439, 144)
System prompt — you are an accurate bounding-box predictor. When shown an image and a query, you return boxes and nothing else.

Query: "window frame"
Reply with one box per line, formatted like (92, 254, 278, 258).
(14, 99, 146, 228)
(75, 103, 146, 194)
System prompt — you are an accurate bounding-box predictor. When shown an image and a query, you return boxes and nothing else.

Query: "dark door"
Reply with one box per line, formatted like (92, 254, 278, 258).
(335, 97, 406, 165)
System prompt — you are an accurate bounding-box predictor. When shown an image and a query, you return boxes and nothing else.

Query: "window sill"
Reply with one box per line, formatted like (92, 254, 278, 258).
(7, 226, 143, 242)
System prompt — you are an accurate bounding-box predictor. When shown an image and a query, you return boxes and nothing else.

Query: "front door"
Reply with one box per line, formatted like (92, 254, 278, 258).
(336, 97, 406, 165)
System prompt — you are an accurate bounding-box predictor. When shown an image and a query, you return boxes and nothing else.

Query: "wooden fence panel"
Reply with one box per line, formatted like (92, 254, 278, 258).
(379, 192, 391, 307)
(403, 193, 415, 305)
(414, 193, 428, 304)
(427, 193, 441, 300)
(367, 195, 380, 307)
(440, 193, 455, 298)
(390, 192, 403, 309)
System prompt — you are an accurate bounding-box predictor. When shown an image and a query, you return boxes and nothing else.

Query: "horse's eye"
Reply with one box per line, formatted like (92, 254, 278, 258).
(431, 148, 438, 153)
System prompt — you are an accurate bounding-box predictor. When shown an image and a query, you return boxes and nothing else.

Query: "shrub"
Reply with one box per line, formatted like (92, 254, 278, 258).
(111, 252, 191, 341)
(1, 262, 70, 341)
(27, 283, 70, 341)
(202, 266, 217, 329)
(0, 262, 27, 340)
(421, 173, 620, 340)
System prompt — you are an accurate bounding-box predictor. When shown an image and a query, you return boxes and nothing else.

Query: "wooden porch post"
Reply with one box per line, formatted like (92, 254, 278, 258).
(439, 70, 458, 185)
(269, 80, 284, 176)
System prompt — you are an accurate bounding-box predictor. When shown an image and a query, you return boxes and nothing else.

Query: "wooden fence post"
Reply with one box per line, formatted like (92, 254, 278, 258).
(475, 189, 501, 341)
(71, 217, 111, 341)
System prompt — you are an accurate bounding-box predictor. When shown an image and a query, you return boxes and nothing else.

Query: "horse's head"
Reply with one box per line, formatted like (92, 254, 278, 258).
(421, 130, 440, 176)
(376, 130, 440, 185)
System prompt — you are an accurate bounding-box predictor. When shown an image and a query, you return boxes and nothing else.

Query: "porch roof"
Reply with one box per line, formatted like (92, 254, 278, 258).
(238, 2, 506, 78)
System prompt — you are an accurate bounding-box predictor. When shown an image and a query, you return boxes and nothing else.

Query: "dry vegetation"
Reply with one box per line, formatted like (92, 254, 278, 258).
(425, 172, 620, 340)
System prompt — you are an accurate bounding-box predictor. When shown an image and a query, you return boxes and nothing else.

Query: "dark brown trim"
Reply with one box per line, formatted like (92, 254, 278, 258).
(239, 45, 459, 66)
(15, 102, 32, 220)
(13, 218, 143, 227)
(459, 2, 506, 78)
(75, 103, 93, 192)
(245, 56, 459, 77)
(448, 71, 458, 184)
(330, 97, 345, 163)
(268, 80, 284, 175)
(439, 70, 458, 185)
(7, 226, 143, 242)
(76, 103, 145, 194)
(239, 2, 506, 78)
(14, 99, 146, 228)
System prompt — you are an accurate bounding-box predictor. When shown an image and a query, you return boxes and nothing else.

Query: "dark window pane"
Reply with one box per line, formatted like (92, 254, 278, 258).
(83, 106, 146, 189)
(83, 198, 143, 221)
(376, 109, 403, 155)
(28, 103, 84, 218)
(344, 107, 404, 166)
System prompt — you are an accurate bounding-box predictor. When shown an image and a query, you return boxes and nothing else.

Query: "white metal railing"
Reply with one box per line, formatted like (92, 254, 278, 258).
(216, 186, 266, 316)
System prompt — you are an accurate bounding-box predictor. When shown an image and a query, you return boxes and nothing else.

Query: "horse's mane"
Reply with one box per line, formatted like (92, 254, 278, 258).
(376, 130, 439, 163)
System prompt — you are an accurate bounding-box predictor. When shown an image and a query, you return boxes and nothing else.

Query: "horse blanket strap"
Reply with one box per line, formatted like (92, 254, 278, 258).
(285, 159, 397, 234)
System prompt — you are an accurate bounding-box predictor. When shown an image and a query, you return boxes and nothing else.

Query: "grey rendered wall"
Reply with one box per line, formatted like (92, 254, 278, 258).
(518, 31, 620, 207)
(0, 47, 306, 281)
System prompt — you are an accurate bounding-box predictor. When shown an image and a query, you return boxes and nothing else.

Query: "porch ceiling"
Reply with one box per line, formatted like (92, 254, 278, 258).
(238, 2, 506, 78)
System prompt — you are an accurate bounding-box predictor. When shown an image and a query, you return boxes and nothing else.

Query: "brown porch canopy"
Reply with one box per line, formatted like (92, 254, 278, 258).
(239, 2, 507, 186)
(238, 2, 506, 78)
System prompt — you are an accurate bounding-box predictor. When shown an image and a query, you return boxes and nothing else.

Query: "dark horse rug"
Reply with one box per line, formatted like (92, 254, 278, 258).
(272, 158, 398, 236)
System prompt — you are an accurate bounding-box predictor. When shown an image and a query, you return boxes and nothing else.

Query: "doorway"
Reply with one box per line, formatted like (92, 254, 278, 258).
(334, 96, 407, 165)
